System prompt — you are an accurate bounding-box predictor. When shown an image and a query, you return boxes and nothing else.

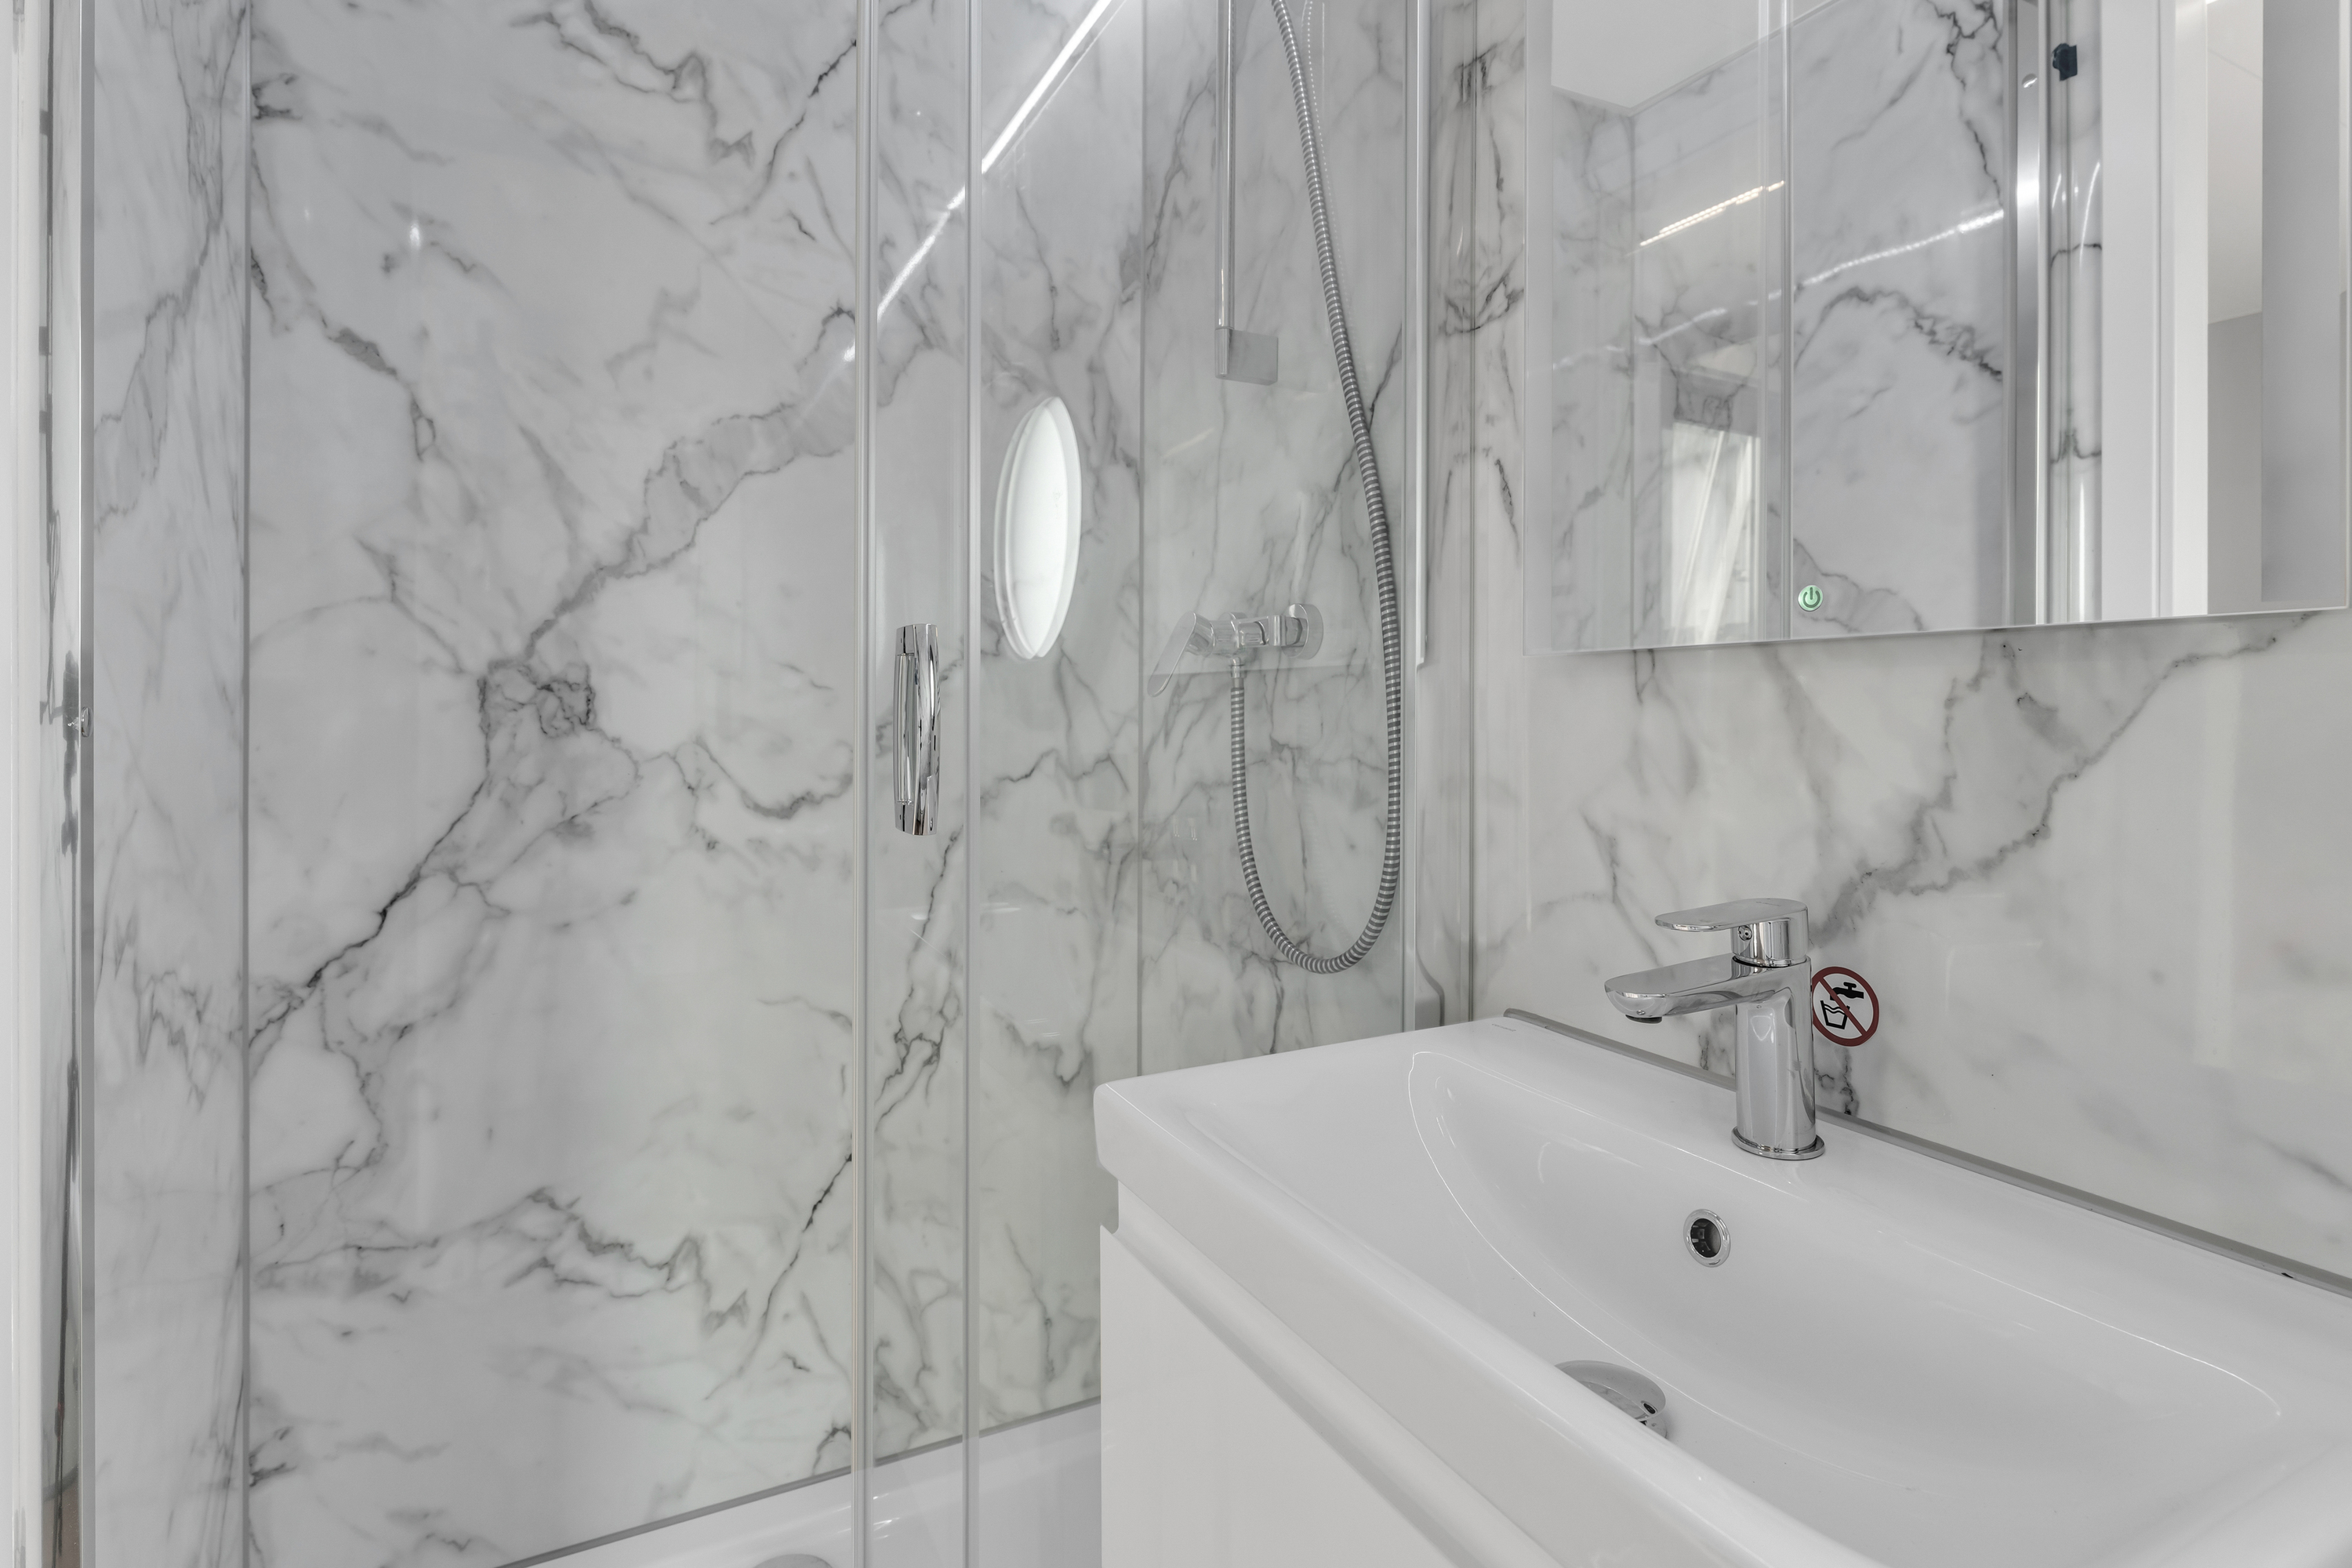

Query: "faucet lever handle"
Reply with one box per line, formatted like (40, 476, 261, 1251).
(1656, 898, 1809, 967)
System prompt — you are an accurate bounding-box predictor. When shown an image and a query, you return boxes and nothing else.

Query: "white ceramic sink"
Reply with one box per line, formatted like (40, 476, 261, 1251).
(1096, 1017, 2352, 1568)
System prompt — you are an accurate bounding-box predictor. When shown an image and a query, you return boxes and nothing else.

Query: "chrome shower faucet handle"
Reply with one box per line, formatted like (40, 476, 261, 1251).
(1655, 898, 1809, 969)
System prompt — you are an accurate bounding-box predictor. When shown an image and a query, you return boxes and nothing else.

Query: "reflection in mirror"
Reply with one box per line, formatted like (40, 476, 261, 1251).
(2177, 0, 2348, 615)
(995, 395, 1084, 661)
(1531, 0, 2350, 653)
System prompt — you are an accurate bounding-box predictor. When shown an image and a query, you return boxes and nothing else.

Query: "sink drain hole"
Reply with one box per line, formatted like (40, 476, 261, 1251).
(1685, 1209, 1729, 1265)
(1557, 1361, 1671, 1436)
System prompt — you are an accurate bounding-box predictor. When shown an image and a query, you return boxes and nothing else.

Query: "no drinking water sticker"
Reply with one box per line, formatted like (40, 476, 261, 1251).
(1810, 966, 1878, 1047)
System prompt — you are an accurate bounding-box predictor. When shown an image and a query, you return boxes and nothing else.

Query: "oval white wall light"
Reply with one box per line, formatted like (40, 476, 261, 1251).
(995, 394, 1083, 660)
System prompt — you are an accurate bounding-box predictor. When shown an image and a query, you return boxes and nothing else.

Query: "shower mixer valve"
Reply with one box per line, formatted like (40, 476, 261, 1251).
(1148, 603, 1324, 694)
(1203, 607, 1316, 656)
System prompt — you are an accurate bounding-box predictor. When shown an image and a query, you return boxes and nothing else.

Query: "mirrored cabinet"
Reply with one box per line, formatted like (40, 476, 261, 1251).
(1530, 0, 2352, 652)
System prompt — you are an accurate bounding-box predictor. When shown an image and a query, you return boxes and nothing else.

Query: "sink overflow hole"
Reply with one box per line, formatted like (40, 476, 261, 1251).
(1685, 1209, 1729, 1265)
(1557, 1361, 1671, 1437)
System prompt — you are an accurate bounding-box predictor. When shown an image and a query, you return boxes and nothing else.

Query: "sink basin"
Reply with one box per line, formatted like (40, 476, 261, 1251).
(1096, 1018, 2352, 1568)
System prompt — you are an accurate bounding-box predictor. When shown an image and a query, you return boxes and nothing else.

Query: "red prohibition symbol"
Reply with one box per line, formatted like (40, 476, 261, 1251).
(1810, 965, 1878, 1047)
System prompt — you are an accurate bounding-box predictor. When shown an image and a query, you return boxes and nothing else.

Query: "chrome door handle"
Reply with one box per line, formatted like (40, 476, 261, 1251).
(895, 623, 941, 835)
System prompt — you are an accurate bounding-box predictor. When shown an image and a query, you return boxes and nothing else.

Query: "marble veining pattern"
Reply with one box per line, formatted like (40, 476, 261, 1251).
(1538, 0, 2014, 648)
(1140, 0, 1414, 1065)
(88, 0, 251, 1559)
(972, 0, 1146, 1432)
(1472, 0, 2352, 1280)
(864, 0, 974, 1469)
(1788, 0, 2008, 637)
(245, 0, 862, 1560)
(1544, 93, 1635, 651)
(71, 0, 1427, 1558)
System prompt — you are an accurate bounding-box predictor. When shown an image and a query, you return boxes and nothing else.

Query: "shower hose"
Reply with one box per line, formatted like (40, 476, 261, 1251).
(1228, 0, 1404, 975)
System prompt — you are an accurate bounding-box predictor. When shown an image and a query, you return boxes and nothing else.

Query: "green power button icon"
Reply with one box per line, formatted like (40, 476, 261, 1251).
(1798, 583, 1823, 612)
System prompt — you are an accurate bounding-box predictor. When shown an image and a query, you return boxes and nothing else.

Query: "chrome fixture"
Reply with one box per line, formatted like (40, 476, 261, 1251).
(1603, 899, 1821, 1160)
(2009, 0, 2096, 624)
(1214, 0, 1279, 384)
(894, 622, 941, 835)
(1683, 1209, 1729, 1265)
(1207, 604, 1320, 657)
(1145, 615, 1201, 696)
(1218, 0, 1406, 975)
(2008, 0, 2048, 624)
(1148, 603, 1325, 695)
(1557, 1361, 1671, 1436)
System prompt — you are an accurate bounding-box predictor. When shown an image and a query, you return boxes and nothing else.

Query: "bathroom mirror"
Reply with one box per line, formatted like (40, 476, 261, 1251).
(995, 394, 1084, 659)
(1530, 0, 2352, 652)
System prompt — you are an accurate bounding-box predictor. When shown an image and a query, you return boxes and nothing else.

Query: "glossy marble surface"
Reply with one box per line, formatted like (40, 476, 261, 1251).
(1471, 0, 2352, 1282)
(865, 0, 972, 1476)
(971, 0, 1146, 1433)
(1544, 88, 1637, 652)
(1479, 609, 2352, 1277)
(88, 0, 249, 1559)
(1099, 1018, 2352, 1568)
(1538, 0, 2015, 648)
(1138, 0, 1414, 1064)
(233, 0, 1414, 1554)
(245, 0, 861, 1559)
(1786, 0, 2008, 637)
(949, 0, 1422, 1452)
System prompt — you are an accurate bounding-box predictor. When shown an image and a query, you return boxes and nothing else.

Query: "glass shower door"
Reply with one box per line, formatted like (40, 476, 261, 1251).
(1135, 0, 1419, 1065)
(858, 0, 1144, 1556)
(35, 0, 1414, 1559)
(867, 0, 1418, 1557)
(967, 0, 1146, 1558)
(860, 0, 971, 1557)
(950, 0, 1422, 1558)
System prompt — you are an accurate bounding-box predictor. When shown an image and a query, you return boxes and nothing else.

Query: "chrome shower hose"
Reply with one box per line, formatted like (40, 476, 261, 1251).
(1228, 0, 1403, 975)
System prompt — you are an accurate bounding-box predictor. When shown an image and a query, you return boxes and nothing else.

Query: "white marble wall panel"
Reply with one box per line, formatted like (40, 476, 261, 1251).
(1479, 615, 2352, 1276)
(1468, 0, 2352, 1283)
(1786, 0, 2009, 637)
(1139, 0, 1414, 1065)
(1543, 49, 1785, 652)
(1625, 56, 1779, 647)
(245, 1, 861, 1561)
(1538, 0, 2013, 647)
(971, 0, 1146, 1431)
(88, 0, 250, 1559)
(1545, 96, 1634, 650)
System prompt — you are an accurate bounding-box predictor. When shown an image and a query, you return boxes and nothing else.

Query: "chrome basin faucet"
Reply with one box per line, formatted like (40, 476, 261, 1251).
(1603, 900, 1822, 1160)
